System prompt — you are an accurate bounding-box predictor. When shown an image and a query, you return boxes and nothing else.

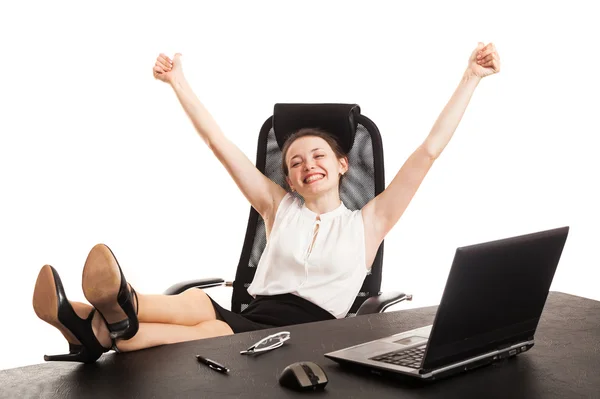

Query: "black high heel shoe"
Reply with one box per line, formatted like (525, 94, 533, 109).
(82, 244, 139, 340)
(32, 265, 109, 363)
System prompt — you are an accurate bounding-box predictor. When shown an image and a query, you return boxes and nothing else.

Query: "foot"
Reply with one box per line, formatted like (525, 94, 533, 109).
(82, 244, 139, 340)
(33, 265, 111, 363)
(78, 303, 113, 349)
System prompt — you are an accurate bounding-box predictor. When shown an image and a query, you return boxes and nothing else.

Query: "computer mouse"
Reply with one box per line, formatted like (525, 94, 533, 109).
(278, 361, 329, 391)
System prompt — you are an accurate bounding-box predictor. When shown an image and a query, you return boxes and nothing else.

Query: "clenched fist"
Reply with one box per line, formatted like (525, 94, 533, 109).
(153, 53, 183, 84)
(467, 42, 500, 78)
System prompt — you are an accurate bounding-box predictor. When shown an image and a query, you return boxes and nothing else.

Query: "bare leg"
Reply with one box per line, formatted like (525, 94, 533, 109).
(83, 244, 220, 328)
(41, 300, 232, 354)
(136, 288, 218, 326)
(115, 320, 233, 352)
(35, 261, 232, 359)
(45, 298, 232, 354)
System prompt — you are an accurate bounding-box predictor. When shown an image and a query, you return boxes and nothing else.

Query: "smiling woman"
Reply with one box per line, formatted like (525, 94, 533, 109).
(31, 43, 501, 363)
(281, 128, 349, 201)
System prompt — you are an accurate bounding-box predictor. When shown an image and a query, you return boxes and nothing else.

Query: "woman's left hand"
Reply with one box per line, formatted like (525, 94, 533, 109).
(467, 42, 501, 78)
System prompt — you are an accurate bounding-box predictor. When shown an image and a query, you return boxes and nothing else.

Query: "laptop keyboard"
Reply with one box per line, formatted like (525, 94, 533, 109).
(370, 345, 426, 369)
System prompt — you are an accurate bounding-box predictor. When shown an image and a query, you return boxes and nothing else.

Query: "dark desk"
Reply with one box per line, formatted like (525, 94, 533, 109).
(2, 292, 599, 398)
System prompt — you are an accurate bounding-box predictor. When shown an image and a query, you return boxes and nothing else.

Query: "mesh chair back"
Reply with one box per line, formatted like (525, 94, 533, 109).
(231, 104, 385, 317)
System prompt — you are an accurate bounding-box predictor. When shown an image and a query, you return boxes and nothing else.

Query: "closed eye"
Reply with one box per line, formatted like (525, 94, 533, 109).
(291, 153, 324, 167)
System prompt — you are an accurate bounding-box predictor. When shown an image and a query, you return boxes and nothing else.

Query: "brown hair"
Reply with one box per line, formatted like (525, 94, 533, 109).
(281, 127, 348, 181)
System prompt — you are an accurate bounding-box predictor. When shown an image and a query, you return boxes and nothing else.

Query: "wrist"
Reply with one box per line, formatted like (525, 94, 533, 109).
(462, 69, 482, 85)
(170, 73, 187, 90)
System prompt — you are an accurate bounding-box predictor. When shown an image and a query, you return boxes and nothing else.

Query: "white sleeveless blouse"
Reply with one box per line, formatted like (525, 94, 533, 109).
(247, 192, 368, 318)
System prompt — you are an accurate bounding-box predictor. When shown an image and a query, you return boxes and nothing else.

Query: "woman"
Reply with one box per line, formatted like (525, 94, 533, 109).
(32, 42, 500, 363)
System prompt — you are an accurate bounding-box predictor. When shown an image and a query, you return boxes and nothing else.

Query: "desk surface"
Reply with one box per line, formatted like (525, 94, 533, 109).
(2, 291, 599, 398)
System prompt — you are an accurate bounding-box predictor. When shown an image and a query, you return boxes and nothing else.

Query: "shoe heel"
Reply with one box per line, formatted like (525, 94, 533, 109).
(45, 353, 81, 362)
(44, 344, 99, 364)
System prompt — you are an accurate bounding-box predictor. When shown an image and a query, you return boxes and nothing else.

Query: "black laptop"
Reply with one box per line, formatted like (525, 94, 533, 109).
(325, 226, 569, 380)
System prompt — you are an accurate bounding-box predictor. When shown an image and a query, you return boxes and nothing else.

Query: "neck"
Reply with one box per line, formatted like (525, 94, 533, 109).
(301, 190, 342, 215)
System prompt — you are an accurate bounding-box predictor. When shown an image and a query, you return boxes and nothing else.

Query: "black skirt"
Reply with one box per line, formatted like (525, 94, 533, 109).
(206, 293, 336, 333)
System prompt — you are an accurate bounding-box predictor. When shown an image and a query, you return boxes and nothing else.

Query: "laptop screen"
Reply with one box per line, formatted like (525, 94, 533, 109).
(422, 227, 569, 370)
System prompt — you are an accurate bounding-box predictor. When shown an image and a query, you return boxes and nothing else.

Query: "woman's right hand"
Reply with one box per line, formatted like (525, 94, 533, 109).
(153, 53, 183, 84)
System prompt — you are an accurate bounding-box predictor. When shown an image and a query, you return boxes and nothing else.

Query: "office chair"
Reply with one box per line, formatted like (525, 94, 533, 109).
(164, 103, 411, 316)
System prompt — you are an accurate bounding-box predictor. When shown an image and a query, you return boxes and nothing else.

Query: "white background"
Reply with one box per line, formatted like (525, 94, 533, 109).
(1, 1, 598, 371)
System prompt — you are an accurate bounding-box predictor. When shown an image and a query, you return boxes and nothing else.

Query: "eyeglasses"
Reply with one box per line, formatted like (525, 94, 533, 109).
(240, 331, 291, 355)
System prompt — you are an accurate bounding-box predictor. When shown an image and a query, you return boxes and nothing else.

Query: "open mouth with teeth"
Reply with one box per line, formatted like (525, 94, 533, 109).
(304, 174, 325, 184)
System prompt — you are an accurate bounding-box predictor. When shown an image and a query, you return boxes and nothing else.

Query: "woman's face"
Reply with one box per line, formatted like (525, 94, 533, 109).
(285, 135, 348, 198)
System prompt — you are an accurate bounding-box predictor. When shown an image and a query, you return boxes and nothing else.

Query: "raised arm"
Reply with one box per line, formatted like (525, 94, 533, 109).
(362, 42, 501, 245)
(153, 53, 287, 220)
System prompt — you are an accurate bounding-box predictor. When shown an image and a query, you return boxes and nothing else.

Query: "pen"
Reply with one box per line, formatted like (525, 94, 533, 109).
(196, 355, 230, 373)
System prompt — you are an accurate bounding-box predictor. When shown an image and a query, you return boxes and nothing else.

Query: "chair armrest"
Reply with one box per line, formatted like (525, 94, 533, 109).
(355, 291, 413, 315)
(164, 278, 227, 295)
